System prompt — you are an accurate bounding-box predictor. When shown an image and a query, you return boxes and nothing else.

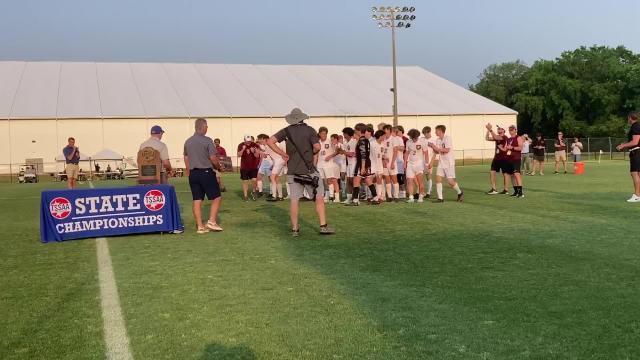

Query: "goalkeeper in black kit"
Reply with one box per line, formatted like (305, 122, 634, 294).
(346, 123, 380, 206)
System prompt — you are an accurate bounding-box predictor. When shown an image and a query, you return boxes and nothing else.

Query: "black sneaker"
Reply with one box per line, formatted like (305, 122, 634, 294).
(345, 201, 360, 206)
(425, 193, 431, 199)
(457, 192, 464, 202)
(266, 196, 278, 202)
(517, 193, 525, 198)
(242, 196, 249, 202)
(564, 171, 567, 174)
(554, 171, 559, 174)
(499, 190, 509, 195)
(436, 199, 445, 203)
(291, 228, 300, 237)
(510, 192, 518, 197)
(319, 224, 335, 235)
(486, 189, 498, 195)
(257, 192, 264, 198)
(368, 199, 381, 205)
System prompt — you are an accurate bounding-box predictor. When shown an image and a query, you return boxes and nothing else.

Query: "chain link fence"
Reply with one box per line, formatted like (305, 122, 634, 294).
(0, 137, 631, 183)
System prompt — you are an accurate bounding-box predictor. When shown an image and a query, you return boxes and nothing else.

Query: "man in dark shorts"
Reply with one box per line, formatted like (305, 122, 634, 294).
(505, 125, 525, 198)
(531, 133, 546, 175)
(184, 118, 223, 234)
(237, 135, 262, 201)
(616, 112, 640, 202)
(267, 107, 335, 236)
(485, 123, 511, 194)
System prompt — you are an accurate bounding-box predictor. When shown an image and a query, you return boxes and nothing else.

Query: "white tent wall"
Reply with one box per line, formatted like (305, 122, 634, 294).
(8, 119, 58, 172)
(0, 120, 10, 173)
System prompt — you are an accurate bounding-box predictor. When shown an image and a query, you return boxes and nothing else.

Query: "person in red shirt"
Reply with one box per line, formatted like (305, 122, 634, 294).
(214, 138, 227, 156)
(237, 135, 262, 201)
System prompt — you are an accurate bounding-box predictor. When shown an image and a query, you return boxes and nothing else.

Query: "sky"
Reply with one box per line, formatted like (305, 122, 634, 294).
(1, 0, 638, 87)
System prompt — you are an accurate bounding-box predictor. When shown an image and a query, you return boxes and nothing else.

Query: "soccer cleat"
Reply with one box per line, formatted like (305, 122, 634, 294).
(277, 197, 285, 201)
(368, 199, 381, 205)
(250, 192, 257, 201)
(345, 201, 360, 206)
(333, 198, 341, 204)
(291, 228, 300, 237)
(486, 189, 498, 195)
(540, 172, 545, 176)
(196, 227, 209, 234)
(266, 196, 278, 202)
(517, 193, 525, 198)
(499, 190, 509, 195)
(406, 198, 415, 203)
(564, 171, 567, 174)
(170, 229, 184, 234)
(206, 221, 223, 232)
(554, 171, 559, 174)
(242, 196, 249, 202)
(510, 192, 518, 197)
(341, 199, 351, 204)
(457, 192, 464, 202)
(425, 193, 431, 199)
(386, 198, 393, 203)
(319, 224, 335, 235)
(436, 199, 445, 203)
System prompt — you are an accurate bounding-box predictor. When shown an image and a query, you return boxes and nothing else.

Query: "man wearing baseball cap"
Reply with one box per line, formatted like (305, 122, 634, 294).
(139, 125, 172, 184)
(237, 134, 262, 201)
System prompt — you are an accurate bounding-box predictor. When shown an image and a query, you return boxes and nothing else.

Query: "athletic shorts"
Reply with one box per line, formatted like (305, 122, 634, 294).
(405, 161, 425, 179)
(240, 168, 259, 180)
(372, 165, 385, 176)
(318, 165, 339, 179)
(65, 163, 79, 179)
(534, 154, 545, 162)
(630, 151, 640, 172)
(189, 168, 221, 201)
(258, 160, 273, 176)
(555, 150, 567, 162)
(272, 159, 286, 176)
(346, 162, 356, 178)
(437, 164, 456, 179)
(336, 160, 347, 173)
(287, 171, 325, 201)
(507, 160, 521, 174)
(386, 160, 398, 176)
(491, 158, 511, 173)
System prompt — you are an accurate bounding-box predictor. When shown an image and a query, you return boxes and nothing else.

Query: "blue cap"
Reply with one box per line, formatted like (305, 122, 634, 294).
(150, 125, 164, 134)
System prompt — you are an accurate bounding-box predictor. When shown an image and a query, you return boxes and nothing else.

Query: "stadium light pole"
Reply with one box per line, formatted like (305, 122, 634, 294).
(371, 6, 416, 127)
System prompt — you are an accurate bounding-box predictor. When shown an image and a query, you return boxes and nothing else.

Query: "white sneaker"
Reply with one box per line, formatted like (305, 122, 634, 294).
(417, 198, 424, 203)
(627, 195, 640, 203)
(406, 198, 415, 203)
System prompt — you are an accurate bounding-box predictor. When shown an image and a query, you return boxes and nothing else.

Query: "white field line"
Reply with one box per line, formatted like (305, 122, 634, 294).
(90, 180, 134, 360)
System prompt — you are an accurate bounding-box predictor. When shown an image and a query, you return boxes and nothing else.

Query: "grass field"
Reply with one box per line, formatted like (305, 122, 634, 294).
(1, 161, 640, 359)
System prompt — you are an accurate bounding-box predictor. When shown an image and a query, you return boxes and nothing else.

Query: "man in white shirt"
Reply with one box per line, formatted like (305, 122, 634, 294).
(371, 130, 387, 201)
(429, 125, 464, 202)
(264, 137, 287, 201)
(421, 126, 437, 198)
(341, 127, 358, 204)
(383, 124, 401, 201)
(403, 129, 428, 203)
(317, 127, 341, 203)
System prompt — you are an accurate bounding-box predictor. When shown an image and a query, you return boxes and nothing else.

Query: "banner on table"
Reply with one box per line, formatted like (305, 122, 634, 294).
(40, 185, 183, 243)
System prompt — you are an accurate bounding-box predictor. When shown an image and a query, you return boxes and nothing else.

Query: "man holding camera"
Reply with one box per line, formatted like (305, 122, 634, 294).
(267, 108, 335, 237)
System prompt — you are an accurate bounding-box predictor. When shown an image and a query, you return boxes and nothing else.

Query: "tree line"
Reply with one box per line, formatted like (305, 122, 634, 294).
(469, 45, 640, 137)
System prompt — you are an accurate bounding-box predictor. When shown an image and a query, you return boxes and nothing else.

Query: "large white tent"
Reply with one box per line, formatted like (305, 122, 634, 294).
(0, 61, 516, 172)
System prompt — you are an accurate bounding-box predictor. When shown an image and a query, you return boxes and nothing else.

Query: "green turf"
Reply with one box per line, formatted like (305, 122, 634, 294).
(2, 162, 640, 359)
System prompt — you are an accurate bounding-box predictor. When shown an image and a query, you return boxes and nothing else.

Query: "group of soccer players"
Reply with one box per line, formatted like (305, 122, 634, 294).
(251, 122, 464, 205)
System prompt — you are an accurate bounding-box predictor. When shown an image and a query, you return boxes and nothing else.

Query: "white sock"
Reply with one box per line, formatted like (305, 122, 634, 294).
(328, 184, 334, 198)
(436, 183, 443, 200)
(385, 184, 392, 199)
(334, 192, 340, 201)
(377, 184, 384, 200)
(270, 183, 277, 197)
(419, 193, 424, 200)
(346, 194, 352, 201)
(257, 180, 263, 192)
(393, 184, 400, 198)
(453, 183, 462, 195)
(427, 179, 433, 194)
(285, 183, 290, 197)
(399, 190, 406, 198)
(277, 182, 283, 198)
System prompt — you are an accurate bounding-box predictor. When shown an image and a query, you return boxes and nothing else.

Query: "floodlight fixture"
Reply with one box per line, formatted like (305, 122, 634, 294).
(372, 6, 377, 12)
(409, 6, 415, 12)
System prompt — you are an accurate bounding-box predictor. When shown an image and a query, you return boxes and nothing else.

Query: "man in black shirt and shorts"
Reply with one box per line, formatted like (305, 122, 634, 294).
(485, 123, 511, 194)
(616, 112, 640, 202)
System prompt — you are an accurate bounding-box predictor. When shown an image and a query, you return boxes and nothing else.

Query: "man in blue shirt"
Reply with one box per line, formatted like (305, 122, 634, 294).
(62, 137, 80, 189)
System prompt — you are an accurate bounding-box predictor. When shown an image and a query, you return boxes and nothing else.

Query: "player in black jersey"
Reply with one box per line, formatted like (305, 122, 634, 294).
(346, 123, 379, 206)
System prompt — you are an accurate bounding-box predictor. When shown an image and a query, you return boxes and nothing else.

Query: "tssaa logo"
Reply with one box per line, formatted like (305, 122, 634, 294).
(49, 197, 72, 219)
(143, 190, 165, 211)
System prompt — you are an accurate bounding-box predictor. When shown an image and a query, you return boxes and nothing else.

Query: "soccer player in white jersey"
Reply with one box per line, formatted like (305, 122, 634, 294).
(335, 134, 347, 198)
(421, 126, 437, 198)
(317, 127, 341, 203)
(265, 138, 287, 201)
(428, 125, 464, 202)
(394, 126, 408, 199)
(256, 134, 272, 197)
(341, 127, 357, 204)
(403, 129, 428, 203)
(371, 130, 387, 202)
(380, 125, 397, 201)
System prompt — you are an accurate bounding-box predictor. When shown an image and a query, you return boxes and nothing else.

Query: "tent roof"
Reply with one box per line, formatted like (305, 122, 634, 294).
(0, 61, 516, 119)
(92, 149, 124, 160)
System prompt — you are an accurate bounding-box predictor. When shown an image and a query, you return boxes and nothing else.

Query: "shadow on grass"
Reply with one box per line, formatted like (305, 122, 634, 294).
(199, 343, 256, 360)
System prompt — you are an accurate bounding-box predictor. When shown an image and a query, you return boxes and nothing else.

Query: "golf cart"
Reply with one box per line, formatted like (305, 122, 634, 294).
(18, 165, 38, 183)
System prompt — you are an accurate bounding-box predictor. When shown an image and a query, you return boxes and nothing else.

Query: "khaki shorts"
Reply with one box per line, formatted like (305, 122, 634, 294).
(65, 164, 79, 179)
(287, 171, 325, 201)
(555, 150, 567, 162)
